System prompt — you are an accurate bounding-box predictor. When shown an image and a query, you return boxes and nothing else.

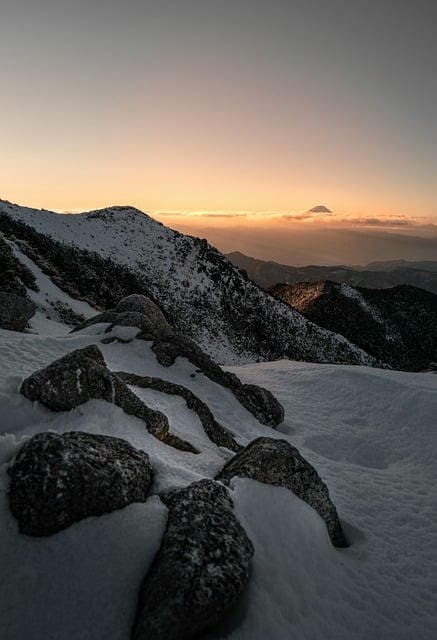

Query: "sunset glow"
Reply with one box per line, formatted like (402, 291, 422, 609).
(1, 0, 436, 226)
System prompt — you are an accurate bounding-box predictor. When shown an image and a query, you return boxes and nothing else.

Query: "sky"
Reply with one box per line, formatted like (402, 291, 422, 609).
(1, 0, 436, 263)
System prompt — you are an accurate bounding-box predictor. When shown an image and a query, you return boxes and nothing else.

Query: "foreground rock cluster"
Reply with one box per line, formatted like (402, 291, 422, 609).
(7, 294, 348, 639)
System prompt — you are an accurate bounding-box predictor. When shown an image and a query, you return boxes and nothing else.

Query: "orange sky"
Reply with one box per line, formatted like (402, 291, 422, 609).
(1, 1, 436, 221)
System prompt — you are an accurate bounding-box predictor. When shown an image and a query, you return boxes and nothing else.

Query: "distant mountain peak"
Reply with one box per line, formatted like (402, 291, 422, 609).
(308, 205, 332, 214)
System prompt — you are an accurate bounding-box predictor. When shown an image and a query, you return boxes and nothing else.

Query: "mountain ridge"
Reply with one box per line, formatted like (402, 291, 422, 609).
(0, 199, 376, 367)
(227, 250, 437, 294)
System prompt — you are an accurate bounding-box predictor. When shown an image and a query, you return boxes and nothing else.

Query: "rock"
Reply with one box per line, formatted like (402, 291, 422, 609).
(8, 431, 153, 536)
(71, 294, 171, 338)
(151, 334, 284, 427)
(21, 344, 112, 411)
(235, 384, 284, 427)
(105, 311, 166, 336)
(116, 371, 242, 452)
(133, 480, 254, 640)
(115, 294, 172, 334)
(216, 437, 348, 547)
(21, 345, 198, 453)
(0, 291, 35, 331)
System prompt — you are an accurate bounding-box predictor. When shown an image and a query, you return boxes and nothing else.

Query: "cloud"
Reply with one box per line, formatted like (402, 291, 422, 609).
(345, 217, 413, 227)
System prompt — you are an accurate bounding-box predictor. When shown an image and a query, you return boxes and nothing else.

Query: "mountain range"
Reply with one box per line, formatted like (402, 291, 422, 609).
(227, 251, 437, 294)
(0, 199, 375, 367)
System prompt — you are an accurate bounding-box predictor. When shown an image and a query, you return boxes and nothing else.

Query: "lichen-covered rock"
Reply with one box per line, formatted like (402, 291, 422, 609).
(116, 371, 242, 452)
(216, 437, 348, 547)
(151, 334, 284, 427)
(0, 291, 35, 331)
(133, 480, 254, 640)
(8, 431, 153, 536)
(20, 345, 198, 453)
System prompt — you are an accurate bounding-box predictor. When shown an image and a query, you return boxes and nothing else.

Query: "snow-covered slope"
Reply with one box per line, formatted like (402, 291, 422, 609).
(0, 199, 377, 366)
(1, 317, 436, 639)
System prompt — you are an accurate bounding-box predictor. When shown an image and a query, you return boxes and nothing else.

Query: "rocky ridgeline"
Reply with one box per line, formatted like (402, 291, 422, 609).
(7, 294, 348, 639)
(270, 280, 437, 371)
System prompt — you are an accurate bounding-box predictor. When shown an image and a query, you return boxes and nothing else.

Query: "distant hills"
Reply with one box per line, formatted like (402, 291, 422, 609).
(227, 251, 437, 295)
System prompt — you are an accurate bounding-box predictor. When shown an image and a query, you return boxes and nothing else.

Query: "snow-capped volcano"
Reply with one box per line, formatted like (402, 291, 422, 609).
(0, 198, 376, 367)
(308, 205, 333, 214)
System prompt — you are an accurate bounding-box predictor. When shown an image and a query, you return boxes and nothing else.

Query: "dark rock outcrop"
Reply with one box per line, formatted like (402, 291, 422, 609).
(151, 334, 284, 427)
(21, 345, 197, 453)
(71, 294, 171, 338)
(115, 294, 171, 333)
(216, 437, 347, 547)
(116, 371, 241, 452)
(0, 291, 36, 331)
(0, 233, 36, 330)
(8, 431, 153, 536)
(133, 480, 254, 640)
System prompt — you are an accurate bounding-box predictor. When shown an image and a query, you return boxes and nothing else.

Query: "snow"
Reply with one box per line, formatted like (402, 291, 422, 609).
(1, 315, 436, 637)
(10, 242, 97, 336)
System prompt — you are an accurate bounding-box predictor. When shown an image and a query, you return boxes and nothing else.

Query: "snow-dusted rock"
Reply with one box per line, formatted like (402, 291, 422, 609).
(152, 334, 284, 427)
(8, 431, 153, 536)
(217, 437, 347, 547)
(21, 344, 113, 410)
(21, 345, 197, 452)
(72, 296, 171, 338)
(116, 371, 242, 452)
(133, 479, 254, 640)
(116, 294, 172, 335)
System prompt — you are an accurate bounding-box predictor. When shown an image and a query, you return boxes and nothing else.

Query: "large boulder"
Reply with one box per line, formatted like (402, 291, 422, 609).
(71, 294, 171, 338)
(0, 291, 35, 331)
(8, 431, 153, 536)
(216, 437, 348, 547)
(115, 294, 171, 335)
(21, 344, 113, 411)
(152, 334, 284, 427)
(133, 480, 254, 640)
(20, 345, 197, 453)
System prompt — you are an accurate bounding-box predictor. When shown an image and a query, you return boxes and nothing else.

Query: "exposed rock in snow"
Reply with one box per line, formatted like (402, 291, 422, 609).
(217, 437, 347, 547)
(0, 291, 35, 332)
(21, 345, 198, 453)
(0, 233, 36, 331)
(72, 294, 172, 338)
(115, 295, 172, 335)
(116, 371, 242, 453)
(8, 431, 153, 536)
(133, 479, 254, 640)
(151, 334, 284, 427)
